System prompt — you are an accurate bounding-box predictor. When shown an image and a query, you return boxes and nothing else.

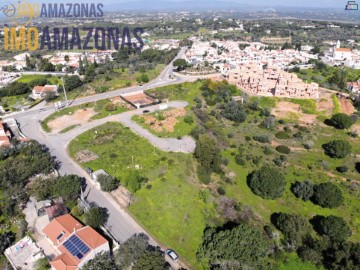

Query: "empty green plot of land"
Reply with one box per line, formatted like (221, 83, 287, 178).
(68, 122, 213, 269)
(17, 75, 61, 85)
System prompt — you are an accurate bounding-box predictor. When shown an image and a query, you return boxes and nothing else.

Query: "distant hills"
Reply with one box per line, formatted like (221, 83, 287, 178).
(104, 0, 342, 11)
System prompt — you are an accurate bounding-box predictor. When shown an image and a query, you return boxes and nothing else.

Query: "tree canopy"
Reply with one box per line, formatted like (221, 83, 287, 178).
(247, 166, 286, 199)
(97, 174, 119, 192)
(194, 134, 222, 174)
(330, 113, 354, 129)
(54, 175, 82, 201)
(197, 223, 269, 269)
(323, 140, 352, 159)
(63, 75, 83, 91)
(312, 215, 351, 242)
(83, 207, 108, 228)
(291, 181, 314, 201)
(173, 58, 188, 71)
(82, 252, 117, 270)
(312, 182, 343, 208)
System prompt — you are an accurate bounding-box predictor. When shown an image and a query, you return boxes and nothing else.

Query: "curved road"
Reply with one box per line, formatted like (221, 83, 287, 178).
(2, 47, 206, 269)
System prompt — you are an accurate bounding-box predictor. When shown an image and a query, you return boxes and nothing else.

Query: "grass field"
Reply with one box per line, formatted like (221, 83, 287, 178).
(17, 74, 62, 85)
(68, 122, 213, 269)
(68, 81, 360, 268)
(332, 94, 342, 114)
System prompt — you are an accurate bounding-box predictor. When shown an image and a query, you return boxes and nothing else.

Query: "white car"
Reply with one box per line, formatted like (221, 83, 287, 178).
(165, 249, 178, 261)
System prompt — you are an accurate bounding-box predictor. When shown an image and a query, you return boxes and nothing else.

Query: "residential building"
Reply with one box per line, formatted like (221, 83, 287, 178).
(32, 85, 59, 99)
(228, 64, 319, 99)
(347, 81, 360, 93)
(43, 214, 110, 270)
(5, 236, 45, 270)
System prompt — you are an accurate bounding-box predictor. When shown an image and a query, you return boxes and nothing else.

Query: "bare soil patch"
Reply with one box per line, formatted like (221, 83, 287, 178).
(75, 149, 99, 163)
(48, 108, 96, 133)
(272, 101, 317, 124)
(340, 98, 355, 115)
(141, 108, 187, 133)
(317, 93, 334, 115)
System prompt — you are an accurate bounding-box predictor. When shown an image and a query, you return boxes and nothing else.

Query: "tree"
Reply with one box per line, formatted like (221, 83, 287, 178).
(194, 134, 222, 174)
(63, 75, 83, 91)
(83, 207, 108, 228)
(54, 175, 82, 201)
(137, 74, 149, 84)
(97, 174, 119, 192)
(312, 215, 351, 242)
(312, 183, 343, 208)
(197, 223, 269, 269)
(276, 145, 291, 154)
(272, 213, 310, 244)
(173, 58, 188, 71)
(133, 249, 168, 270)
(29, 177, 56, 201)
(323, 140, 351, 159)
(44, 92, 57, 102)
(34, 257, 50, 270)
(82, 252, 117, 270)
(221, 101, 247, 123)
(114, 234, 149, 268)
(247, 166, 286, 199)
(291, 181, 314, 201)
(64, 55, 70, 62)
(0, 231, 15, 254)
(330, 113, 354, 129)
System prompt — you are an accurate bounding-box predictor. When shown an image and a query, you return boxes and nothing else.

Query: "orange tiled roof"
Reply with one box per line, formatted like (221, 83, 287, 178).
(336, 48, 351, 52)
(76, 226, 108, 249)
(43, 214, 83, 245)
(51, 253, 77, 270)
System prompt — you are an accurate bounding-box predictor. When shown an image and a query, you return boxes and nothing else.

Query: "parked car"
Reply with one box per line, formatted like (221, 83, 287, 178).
(165, 249, 178, 261)
(143, 110, 150, 114)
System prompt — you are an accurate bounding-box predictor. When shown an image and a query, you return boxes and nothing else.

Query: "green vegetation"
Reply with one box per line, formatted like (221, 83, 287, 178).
(69, 79, 360, 269)
(289, 98, 317, 114)
(83, 234, 169, 270)
(197, 223, 269, 269)
(83, 207, 108, 228)
(332, 95, 342, 114)
(247, 166, 286, 200)
(312, 183, 343, 209)
(323, 139, 352, 158)
(97, 174, 119, 192)
(132, 109, 196, 138)
(59, 125, 80, 134)
(330, 113, 354, 129)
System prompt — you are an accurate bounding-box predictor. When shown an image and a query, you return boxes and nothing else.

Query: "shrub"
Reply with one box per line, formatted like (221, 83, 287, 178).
(97, 174, 119, 192)
(275, 131, 291, 139)
(276, 145, 291, 154)
(235, 155, 246, 166)
(323, 140, 351, 159)
(312, 183, 343, 208)
(291, 181, 314, 201)
(336, 166, 348, 173)
(272, 213, 310, 243)
(330, 113, 354, 129)
(253, 135, 270, 144)
(217, 187, 226, 195)
(247, 166, 286, 199)
(312, 215, 351, 242)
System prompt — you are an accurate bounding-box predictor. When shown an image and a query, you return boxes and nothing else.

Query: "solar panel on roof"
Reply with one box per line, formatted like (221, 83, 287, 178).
(63, 234, 90, 259)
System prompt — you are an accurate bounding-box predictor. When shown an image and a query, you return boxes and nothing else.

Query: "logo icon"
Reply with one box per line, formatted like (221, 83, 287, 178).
(345, 1, 358, 10)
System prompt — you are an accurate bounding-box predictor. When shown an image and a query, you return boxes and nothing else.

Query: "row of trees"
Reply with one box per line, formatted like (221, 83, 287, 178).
(83, 234, 170, 270)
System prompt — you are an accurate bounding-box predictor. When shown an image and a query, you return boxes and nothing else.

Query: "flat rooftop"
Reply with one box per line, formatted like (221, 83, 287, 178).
(5, 236, 45, 270)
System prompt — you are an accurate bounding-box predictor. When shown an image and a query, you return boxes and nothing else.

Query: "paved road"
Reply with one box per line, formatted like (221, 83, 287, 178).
(3, 47, 194, 269)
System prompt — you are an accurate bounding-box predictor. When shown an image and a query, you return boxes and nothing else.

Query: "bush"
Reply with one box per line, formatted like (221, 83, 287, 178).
(235, 155, 246, 166)
(276, 145, 291, 154)
(330, 113, 354, 129)
(291, 181, 314, 201)
(312, 215, 351, 242)
(323, 140, 351, 159)
(247, 166, 286, 199)
(312, 183, 343, 208)
(275, 131, 291, 139)
(272, 213, 310, 243)
(97, 174, 119, 192)
(336, 166, 349, 173)
(221, 101, 247, 123)
(253, 135, 270, 144)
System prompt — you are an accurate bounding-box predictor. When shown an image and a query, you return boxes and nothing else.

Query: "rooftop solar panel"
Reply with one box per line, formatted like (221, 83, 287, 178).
(63, 234, 90, 259)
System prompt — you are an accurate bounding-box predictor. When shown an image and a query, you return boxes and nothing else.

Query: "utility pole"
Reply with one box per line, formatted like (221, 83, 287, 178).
(61, 77, 69, 107)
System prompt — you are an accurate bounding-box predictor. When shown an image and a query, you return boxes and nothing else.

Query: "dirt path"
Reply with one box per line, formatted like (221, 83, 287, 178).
(340, 98, 355, 115)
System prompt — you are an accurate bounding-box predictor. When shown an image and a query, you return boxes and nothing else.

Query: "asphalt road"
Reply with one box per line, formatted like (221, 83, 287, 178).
(3, 47, 196, 269)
